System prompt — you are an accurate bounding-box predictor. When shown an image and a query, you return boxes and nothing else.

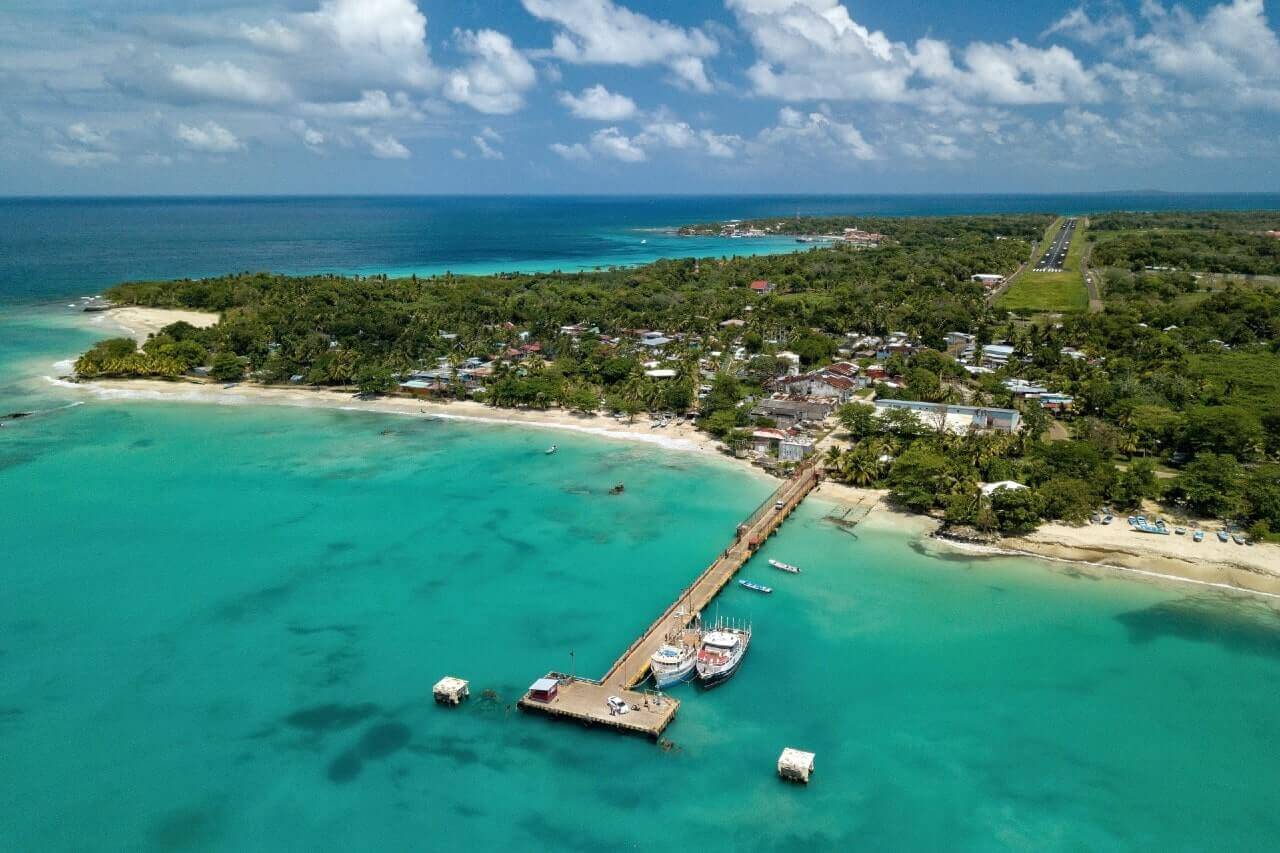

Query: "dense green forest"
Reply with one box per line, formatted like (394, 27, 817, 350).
(76, 211, 1280, 538)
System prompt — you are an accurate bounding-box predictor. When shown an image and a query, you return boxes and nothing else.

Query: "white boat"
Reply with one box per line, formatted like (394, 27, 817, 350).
(545, 445, 558, 455)
(696, 621, 751, 688)
(650, 643, 697, 688)
(768, 559, 801, 574)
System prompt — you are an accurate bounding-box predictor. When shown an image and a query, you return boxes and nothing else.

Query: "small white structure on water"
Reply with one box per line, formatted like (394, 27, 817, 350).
(433, 676, 470, 706)
(777, 747, 816, 784)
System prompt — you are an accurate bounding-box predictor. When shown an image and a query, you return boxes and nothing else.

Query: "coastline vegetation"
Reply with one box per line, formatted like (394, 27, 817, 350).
(75, 210, 1280, 539)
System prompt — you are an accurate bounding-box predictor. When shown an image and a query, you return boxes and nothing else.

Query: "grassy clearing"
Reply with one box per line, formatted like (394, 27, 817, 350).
(997, 216, 1089, 314)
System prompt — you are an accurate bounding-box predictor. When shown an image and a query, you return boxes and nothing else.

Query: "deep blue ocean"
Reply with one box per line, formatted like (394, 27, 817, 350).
(4, 193, 1279, 304)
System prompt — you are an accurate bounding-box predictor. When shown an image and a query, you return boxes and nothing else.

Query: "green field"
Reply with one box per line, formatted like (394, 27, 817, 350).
(996, 216, 1090, 314)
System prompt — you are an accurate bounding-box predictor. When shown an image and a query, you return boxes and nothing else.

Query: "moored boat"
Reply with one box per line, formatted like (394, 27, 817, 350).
(545, 445, 558, 455)
(649, 642, 697, 688)
(696, 622, 751, 688)
(1193, 530, 1204, 542)
(768, 558, 801, 574)
(1217, 530, 1230, 542)
(738, 579, 772, 594)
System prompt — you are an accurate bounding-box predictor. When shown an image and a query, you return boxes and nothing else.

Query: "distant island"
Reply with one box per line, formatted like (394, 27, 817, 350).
(72, 210, 1280, 589)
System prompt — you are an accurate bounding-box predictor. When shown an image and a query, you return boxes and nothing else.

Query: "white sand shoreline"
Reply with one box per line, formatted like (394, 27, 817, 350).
(57, 305, 1280, 599)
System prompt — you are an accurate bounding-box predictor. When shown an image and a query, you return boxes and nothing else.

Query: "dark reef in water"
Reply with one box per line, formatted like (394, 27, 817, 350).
(326, 721, 413, 785)
(284, 702, 380, 733)
(1117, 595, 1280, 659)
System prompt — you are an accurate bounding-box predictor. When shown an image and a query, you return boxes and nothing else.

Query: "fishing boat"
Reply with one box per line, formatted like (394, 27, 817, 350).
(696, 621, 751, 688)
(1217, 530, 1230, 542)
(609, 483, 625, 495)
(1102, 514, 1114, 525)
(545, 445, 558, 455)
(1193, 530, 1204, 542)
(1134, 521, 1170, 535)
(768, 558, 801, 574)
(1233, 533, 1247, 545)
(1174, 526, 1186, 535)
(649, 642, 697, 689)
(1127, 516, 1136, 526)
(738, 580, 772, 594)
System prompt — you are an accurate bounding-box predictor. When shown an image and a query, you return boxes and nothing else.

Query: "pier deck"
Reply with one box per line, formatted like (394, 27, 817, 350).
(518, 462, 820, 739)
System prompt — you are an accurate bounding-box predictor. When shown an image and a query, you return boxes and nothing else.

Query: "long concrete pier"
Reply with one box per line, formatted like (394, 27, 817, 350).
(518, 461, 821, 739)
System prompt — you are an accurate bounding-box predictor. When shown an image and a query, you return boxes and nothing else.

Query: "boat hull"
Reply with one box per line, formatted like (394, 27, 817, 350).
(652, 662, 697, 689)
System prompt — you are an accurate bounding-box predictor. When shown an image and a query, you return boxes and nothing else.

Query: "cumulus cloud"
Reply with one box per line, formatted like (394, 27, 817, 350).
(302, 0, 436, 88)
(169, 60, 292, 105)
(174, 120, 244, 153)
(443, 29, 537, 114)
(636, 121, 742, 158)
(755, 106, 878, 160)
(728, 0, 1102, 105)
(550, 141, 592, 160)
(302, 89, 422, 120)
(1044, 6, 1135, 44)
(474, 126, 504, 159)
(354, 127, 411, 159)
(589, 127, 647, 161)
(522, 0, 717, 91)
(289, 119, 326, 149)
(558, 84, 637, 120)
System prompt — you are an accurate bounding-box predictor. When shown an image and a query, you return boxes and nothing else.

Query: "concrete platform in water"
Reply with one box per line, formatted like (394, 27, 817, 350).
(517, 674, 679, 739)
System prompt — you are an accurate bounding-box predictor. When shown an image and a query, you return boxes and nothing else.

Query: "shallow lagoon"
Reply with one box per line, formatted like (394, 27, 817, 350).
(3, 394, 1280, 850)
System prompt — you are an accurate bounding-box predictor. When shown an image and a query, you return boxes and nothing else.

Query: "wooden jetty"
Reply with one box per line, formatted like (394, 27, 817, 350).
(518, 462, 821, 739)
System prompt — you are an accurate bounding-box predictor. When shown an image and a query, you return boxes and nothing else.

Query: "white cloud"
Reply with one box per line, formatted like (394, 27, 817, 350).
(174, 120, 244, 153)
(755, 106, 878, 160)
(47, 148, 118, 168)
(522, 0, 717, 92)
(302, 90, 422, 120)
(66, 122, 109, 149)
(443, 29, 537, 114)
(590, 126, 647, 161)
(169, 61, 292, 105)
(451, 147, 468, 159)
(1044, 7, 1135, 44)
(289, 119, 326, 149)
(636, 121, 742, 158)
(550, 141, 592, 160)
(238, 19, 304, 53)
(558, 84, 637, 120)
(1131, 0, 1280, 108)
(728, 0, 1101, 106)
(354, 127, 410, 159)
(474, 126, 504, 159)
(303, 0, 436, 88)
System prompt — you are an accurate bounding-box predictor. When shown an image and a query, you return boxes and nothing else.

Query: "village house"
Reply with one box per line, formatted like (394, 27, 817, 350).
(775, 350, 802, 375)
(873, 399, 1022, 434)
(842, 228, 885, 247)
(749, 279, 775, 295)
(980, 343, 1016, 368)
(750, 398, 834, 430)
(778, 437, 816, 462)
(773, 361, 863, 401)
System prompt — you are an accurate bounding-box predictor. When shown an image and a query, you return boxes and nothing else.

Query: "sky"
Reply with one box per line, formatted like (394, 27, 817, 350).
(1, 0, 1278, 195)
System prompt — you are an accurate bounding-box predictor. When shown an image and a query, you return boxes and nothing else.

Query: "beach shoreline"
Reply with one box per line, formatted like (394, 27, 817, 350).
(59, 306, 1280, 599)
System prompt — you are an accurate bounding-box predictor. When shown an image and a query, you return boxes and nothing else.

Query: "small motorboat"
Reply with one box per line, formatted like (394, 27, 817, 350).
(1193, 530, 1204, 542)
(1102, 514, 1114, 525)
(1127, 516, 1136, 526)
(768, 559, 801, 574)
(1134, 522, 1170, 535)
(1174, 526, 1186, 535)
(1232, 533, 1246, 545)
(545, 445, 558, 455)
(609, 483, 625, 495)
(1217, 530, 1230, 542)
(738, 580, 772, 594)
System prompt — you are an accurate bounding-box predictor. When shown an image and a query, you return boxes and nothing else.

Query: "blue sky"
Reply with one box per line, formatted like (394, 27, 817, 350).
(1, 0, 1277, 194)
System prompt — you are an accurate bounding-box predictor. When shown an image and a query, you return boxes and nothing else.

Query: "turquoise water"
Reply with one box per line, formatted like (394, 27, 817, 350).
(5, 196, 1280, 849)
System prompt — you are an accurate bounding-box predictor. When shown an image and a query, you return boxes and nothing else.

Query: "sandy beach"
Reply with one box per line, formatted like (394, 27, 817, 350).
(62, 306, 1280, 597)
(103, 306, 219, 344)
